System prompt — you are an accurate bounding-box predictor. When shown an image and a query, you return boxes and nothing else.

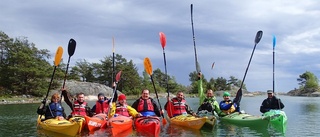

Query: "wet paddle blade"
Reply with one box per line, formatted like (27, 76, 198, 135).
(159, 32, 166, 49)
(68, 38, 76, 56)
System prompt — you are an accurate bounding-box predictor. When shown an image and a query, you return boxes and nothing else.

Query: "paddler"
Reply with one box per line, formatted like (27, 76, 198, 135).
(164, 91, 196, 118)
(219, 92, 238, 114)
(260, 90, 285, 113)
(131, 89, 163, 117)
(37, 93, 66, 120)
(109, 94, 142, 118)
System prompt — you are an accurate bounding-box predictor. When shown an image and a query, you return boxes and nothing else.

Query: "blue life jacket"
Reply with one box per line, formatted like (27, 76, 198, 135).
(141, 111, 156, 116)
(48, 102, 64, 117)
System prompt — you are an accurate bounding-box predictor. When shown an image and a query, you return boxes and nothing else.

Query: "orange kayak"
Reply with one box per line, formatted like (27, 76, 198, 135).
(135, 116, 160, 136)
(108, 115, 133, 136)
(85, 113, 107, 132)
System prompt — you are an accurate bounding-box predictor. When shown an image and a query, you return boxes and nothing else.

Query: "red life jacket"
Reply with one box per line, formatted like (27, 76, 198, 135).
(137, 98, 154, 112)
(171, 98, 187, 116)
(95, 100, 109, 114)
(71, 101, 87, 116)
(115, 103, 130, 117)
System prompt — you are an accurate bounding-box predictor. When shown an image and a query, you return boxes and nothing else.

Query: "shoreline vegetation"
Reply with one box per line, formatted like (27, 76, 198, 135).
(0, 92, 290, 105)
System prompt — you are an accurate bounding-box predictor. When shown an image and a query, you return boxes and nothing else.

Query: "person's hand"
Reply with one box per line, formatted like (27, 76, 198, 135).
(41, 99, 46, 104)
(198, 72, 202, 79)
(167, 96, 170, 102)
(160, 109, 164, 115)
(136, 113, 143, 117)
(192, 112, 197, 116)
(57, 116, 64, 120)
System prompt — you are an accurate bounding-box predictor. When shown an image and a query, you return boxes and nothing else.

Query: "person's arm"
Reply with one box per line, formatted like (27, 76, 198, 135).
(214, 101, 226, 117)
(127, 105, 140, 118)
(279, 99, 285, 109)
(198, 73, 205, 105)
(219, 101, 232, 110)
(112, 91, 118, 103)
(108, 102, 116, 118)
(62, 89, 73, 110)
(260, 100, 269, 113)
(185, 103, 195, 115)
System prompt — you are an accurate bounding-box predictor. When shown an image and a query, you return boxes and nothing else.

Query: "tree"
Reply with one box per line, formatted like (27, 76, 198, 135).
(297, 71, 319, 90)
(0, 32, 58, 96)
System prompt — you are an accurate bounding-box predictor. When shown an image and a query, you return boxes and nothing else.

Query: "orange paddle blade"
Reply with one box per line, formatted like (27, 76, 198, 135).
(54, 46, 63, 66)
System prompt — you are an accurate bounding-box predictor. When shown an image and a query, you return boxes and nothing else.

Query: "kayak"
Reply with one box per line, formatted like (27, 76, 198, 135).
(108, 115, 133, 136)
(262, 109, 287, 133)
(135, 116, 161, 136)
(37, 115, 83, 136)
(85, 113, 108, 132)
(170, 114, 207, 130)
(197, 110, 216, 127)
(220, 112, 270, 127)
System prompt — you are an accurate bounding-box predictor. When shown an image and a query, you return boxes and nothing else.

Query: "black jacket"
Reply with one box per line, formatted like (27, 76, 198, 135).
(260, 96, 285, 113)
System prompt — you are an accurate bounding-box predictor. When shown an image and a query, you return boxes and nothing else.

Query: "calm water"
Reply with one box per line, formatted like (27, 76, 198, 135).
(0, 96, 319, 137)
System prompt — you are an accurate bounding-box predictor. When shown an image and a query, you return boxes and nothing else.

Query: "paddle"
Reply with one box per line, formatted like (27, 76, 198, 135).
(190, 4, 201, 73)
(42, 46, 63, 105)
(272, 35, 276, 93)
(233, 30, 263, 108)
(112, 37, 115, 88)
(60, 38, 76, 102)
(143, 57, 167, 125)
(108, 70, 122, 117)
(159, 32, 172, 119)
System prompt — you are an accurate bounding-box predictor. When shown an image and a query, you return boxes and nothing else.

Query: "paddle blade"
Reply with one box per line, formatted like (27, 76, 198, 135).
(144, 57, 153, 75)
(159, 32, 166, 49)
(115, 70, 122, 82)
(273, 35, 276, 48)
(68, 39, 76, 56)
(255, 30, 263, 44)
(211, 62, 215, 69)
(112, 37, 115, 53)
(233, 88, 242, 107)
(54, 46, 63, 66)
(162, 117, 167, 125)
(196, 61, 201, 73)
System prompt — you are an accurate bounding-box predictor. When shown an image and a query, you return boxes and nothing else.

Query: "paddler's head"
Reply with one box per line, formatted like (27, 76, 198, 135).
(141, 89, 150, 99)
(76, 92, 85, 103)
(118, 94, 126, 104)
(97, 93, 105, 101)
(176, 91, 184, 100)
(267, 90, 273, 98)
(223, 92, 230, 101)
(206, 89, 214, 98)
(51, 93, 60, 103)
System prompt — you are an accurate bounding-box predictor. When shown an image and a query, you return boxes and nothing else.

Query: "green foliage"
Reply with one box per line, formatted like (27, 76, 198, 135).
(297, 71, 319, 90)
(0, 31, 59, 96)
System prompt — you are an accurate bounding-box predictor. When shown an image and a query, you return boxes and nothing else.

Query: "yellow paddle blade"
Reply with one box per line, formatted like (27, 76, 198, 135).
(144, 57, 153, 75)
(54, 46, 63, 66)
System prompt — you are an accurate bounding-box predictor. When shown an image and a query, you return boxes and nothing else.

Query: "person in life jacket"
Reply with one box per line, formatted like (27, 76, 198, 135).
(37, 93, 66, 120)
(91, 93, 110, 115)
(164, 91, 196, 118)
(109, 94, 142, 118)
(260, 90, 285, 113)
(131, 89, 163, 117)
(219, 92, 238, 115)
(62, 89, 92, 118)
(196, 72, 227, 117)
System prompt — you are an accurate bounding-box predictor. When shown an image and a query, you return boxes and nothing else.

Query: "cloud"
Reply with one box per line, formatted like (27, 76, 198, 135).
(1, 0, 320, 92)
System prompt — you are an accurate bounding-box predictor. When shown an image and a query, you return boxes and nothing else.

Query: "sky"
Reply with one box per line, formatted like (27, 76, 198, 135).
(1, 0, 320, 93)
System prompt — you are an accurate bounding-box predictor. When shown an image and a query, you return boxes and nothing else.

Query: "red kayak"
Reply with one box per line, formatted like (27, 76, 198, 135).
(85, 113, 108, 132)
(135, 116, 160, 136)
(108, 115, 133, 136)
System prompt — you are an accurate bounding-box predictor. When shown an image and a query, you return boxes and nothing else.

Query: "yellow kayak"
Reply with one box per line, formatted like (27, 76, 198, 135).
(37, 115, 84, 136)
(170, 115, 207, 130)
(197, 110, 216, 127)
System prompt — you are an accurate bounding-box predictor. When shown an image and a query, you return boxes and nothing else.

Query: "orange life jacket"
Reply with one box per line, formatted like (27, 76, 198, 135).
(171, 98, 187, 116)
(71, 101, 87, 116)
(137, 98, 154, 112)
(115, 103, 130, 117)
(95, 100, 109, 114)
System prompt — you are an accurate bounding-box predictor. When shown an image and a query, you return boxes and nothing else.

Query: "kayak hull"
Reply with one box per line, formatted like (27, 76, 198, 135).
(109, 115, 133, 136)
(197, 111, 216, 127)
(135, 116, 161, 136)
(37, 115, 83, 136)
(85, 113, 108, 132)
(220, 112, 269, 127)
(263, 110, 287, 133)
(170, 115, 207, 130)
